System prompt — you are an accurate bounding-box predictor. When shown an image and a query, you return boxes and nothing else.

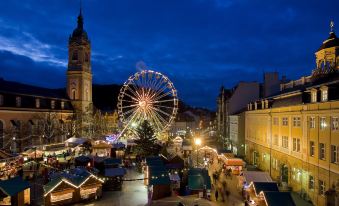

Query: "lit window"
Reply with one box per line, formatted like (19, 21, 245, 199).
(273, 134, 279, 146)
(321, 89, 328, 101)
(320, 117, 327, 130)
(331, 145, 337, 164)
(282, 117, 288, 126)
(35, 98, 40, 108)
(319, 180, 325, 196)
(310, 117, 315, 128)
(0, 95, 3, 106)
(51, 100, 55, 109)
(309, 175, 314, 189)
(61, 101, 65, 109)
(310, 141, 315, 157)
(332, 117, 338, 131)
(311, 90, 317, 103)
(293, 138, 301, 152)
(273, 117, 279, 126)
(319, 143, 325, 160)
(282, 136, 289, 148)
(293, 117, 301, 127)
(16, 96, 21, 107)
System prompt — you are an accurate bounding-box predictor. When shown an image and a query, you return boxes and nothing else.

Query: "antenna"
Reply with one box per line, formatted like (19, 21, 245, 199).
(330, 20, 335, 33)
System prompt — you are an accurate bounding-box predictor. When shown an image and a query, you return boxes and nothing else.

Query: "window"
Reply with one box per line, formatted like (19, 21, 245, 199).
(331, 145, 337, 164)
(0, 121, 3, 148)
(332, 117, 339, 131)
(282, 117, 288, 126)
(85, 53, 89, 62)
(319, 180, 325, 196)
(51, 100, 55, 109)
(321, 89, 328, 101)
(319, 143, 325, 160)
(0, 95, 3, 106)
(282, 136, 289, 148)
(35, 98, 40, 108)
(310, 141, 315, 157)
(72, 50, 78, 61)
(292, 168, 301, 182)
(273, 134, 279, 146)
(273, 117, 279, 126)
(320, 117, 327, 130)
(310, 117, 315, 128)
(72, 89, 76, 100)
(293, 117, 301, 127)
(309, 175, 314, 189)
(61, 101, 65, 110)
(15, 96, 21, 107)
(311, 90, 317, 103)
(293, 138, 301, 152)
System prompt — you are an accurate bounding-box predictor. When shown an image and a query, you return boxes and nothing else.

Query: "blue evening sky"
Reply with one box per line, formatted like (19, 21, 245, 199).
(0, 0, 338, 109)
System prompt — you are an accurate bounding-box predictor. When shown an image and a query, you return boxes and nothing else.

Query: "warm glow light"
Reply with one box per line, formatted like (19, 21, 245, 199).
(194, 138, 202, 146)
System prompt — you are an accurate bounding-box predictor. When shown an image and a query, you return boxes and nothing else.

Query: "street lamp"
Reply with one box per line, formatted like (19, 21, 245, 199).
(194, 138, 201, 167)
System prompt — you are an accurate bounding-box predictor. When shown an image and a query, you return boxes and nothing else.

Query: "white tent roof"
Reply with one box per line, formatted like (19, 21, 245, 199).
(65, 137, 87, 145)
(242, 171, 273, 183)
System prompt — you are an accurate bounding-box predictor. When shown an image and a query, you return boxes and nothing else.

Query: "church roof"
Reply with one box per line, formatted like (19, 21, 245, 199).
(0, 78, 68, 99)
(317, 31, 339, 51)
(69, 8, 89, 42)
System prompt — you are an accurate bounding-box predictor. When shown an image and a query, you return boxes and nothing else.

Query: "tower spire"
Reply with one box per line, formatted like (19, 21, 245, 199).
(330, 20, 335, 33)
(77, 0, 83, 30)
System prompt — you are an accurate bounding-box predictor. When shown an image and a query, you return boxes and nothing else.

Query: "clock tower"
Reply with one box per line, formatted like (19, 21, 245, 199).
(67, 8, 92, 114)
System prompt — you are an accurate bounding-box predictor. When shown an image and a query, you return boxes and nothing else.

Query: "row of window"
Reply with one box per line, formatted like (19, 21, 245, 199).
(311, 87, 328, 103)
(310, 142, 338, 163)
(309, 176, 326, 196)
(273, 116, 339, 131)
(0, 95, 65, 109)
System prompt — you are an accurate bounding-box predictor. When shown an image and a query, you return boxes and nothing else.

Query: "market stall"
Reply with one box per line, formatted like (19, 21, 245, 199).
(92, 141, 112, 157)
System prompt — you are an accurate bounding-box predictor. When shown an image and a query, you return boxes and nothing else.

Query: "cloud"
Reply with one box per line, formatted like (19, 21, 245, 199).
(0, 22, 66, 67)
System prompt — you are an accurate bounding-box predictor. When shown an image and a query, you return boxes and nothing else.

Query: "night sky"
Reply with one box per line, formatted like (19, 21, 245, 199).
(0, 0, 338, 110)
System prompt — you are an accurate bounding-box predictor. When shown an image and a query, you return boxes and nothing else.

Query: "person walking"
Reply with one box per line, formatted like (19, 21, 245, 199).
(215, 190, 219, 201)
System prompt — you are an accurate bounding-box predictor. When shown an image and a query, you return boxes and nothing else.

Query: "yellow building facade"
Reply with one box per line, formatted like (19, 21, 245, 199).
(245, 23, 339, 206)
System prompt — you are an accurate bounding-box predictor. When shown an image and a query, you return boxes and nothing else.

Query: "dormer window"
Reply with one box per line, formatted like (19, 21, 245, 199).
(51, 100, 55, 109)
(320, 87, 328, 102)
(311, 90, 317, 103)
(0, 95, 3, 106)
(16, 97, 21, 107)
(35, 98, 40, 108)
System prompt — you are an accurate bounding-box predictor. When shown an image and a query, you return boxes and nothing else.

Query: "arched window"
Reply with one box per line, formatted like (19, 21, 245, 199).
(0, 121, 3, 148)
(85, 53, 89, 62)
(72, 89, 76, 100)
(72, 50, 78, 61)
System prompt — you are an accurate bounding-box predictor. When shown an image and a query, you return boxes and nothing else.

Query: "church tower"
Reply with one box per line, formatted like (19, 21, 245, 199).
(67, 8, 92, 114)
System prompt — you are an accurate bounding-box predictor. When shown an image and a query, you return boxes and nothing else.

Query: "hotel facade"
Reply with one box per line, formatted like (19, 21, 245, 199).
(245, 23, 339, 206)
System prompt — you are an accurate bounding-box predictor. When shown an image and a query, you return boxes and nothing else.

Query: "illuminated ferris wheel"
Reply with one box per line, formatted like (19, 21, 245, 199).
(117, 70, 178, 135)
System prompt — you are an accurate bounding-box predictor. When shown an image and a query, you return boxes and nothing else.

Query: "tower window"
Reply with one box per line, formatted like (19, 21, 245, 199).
(72, 89, 76, 100)
(61, 101, 65, 109)
(85, 53, 89, 62)
(72, 50, 78, 61)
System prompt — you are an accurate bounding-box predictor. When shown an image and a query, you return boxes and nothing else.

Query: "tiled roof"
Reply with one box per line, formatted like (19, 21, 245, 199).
(0, 176, 30, 196)
(263, 191, 296, 206)
(253, 182, 279, 196)
(0, 78, 68, 99)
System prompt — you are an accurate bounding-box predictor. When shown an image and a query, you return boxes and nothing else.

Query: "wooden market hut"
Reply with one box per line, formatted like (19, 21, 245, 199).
(44, 169, 104, 206)
(0, 176, 31, 206)
(148, 167, 171, 200)
(91, 141, 112, 157)
(187, 168, 211, 195)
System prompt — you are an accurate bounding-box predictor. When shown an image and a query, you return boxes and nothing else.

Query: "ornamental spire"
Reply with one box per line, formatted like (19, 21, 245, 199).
(330, 20, 335, 33)
(77, 0, 83, 30)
